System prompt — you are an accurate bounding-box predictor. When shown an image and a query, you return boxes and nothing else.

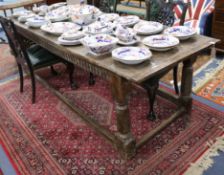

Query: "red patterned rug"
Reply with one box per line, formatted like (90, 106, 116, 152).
(0, 66, 224, 175)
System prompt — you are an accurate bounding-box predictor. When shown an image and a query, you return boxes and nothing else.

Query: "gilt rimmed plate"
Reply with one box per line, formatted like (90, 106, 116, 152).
(142, 35, 179, 51)
(26, 16, 48, 27)
(133, 21, 163, 35)
(112, 47, 152, 65)
(98, 13, 119, 22)
(58, 37, 81, 46)
(164, 26, 197, 40)
(114, 15, 140, 27)
(41, 22, 81, 35)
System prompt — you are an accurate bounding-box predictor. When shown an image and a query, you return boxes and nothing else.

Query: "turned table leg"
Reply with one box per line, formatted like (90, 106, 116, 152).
(180, 58, 195, 127)
(143, 79, 159, 121)
(111, 75, 136, 159)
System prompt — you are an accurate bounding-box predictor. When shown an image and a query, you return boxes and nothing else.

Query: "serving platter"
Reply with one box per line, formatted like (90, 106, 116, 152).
(164, 26, 196, 40)
(41, 22, 81, 35)
(45, 6, 70, 22)
(18, 13, 36, 23)
(133, 21, 163, 35)
(114, 15, 140, 27)
(12, 10, 33, 18)
(142, 35, 179, 51)
(112, 47, 152, 65)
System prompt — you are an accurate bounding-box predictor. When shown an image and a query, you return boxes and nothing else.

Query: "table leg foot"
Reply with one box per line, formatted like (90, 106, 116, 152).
(71, 82, 79, 90)
(89, 72, 95, 86)
(147, 111, 157, 121)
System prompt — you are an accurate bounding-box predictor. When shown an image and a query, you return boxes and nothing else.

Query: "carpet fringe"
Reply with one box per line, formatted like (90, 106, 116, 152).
(184, 134, 224, 175)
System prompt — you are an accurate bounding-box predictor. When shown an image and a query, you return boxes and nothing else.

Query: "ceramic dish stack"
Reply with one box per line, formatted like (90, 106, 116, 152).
(164, 26, 197, 40)
(83, 21, 114, 35)
(134, 21, 163, 35)
(114, 15, 140, 27)
(112, 47, 152, 65)
(81, 34, 118, 56)
(69, 4, 102, 25)
(45, 6, 70, 22)
(58, 30, 85, 46)
(25, 16, 48, 28)
(142, 35, 180, 51)
(41, 22, 81, 35)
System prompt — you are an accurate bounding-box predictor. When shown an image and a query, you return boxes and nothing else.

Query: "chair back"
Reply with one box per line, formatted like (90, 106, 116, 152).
(0, 17, 32, 69)
(145, 0, 189, 26)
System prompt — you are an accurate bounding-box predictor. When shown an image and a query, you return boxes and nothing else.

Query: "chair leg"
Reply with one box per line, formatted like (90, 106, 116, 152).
(144, 79, 159, 121)
(67, 63, 78, 90)
(30, 71, 36, 104)
(88, 72, 95, 86)
(173, 65, 179, 95)
(50, 65, 58, 76)
(18, 64, 24, 93)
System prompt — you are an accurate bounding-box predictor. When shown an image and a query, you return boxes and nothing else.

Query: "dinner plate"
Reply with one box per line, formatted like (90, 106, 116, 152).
(61, 31, 85, 41)
(133, 21, 163, 35)
(41, 22, 81, 35)
(164, 26, 196, 40)
(112, 47, 152, 65)
(58, 37, 81, 46)
(142, 35, 179, 51)
(48, 2, 67, 11)
(114, 15, 140, 27)
(98, 13, 119, 22)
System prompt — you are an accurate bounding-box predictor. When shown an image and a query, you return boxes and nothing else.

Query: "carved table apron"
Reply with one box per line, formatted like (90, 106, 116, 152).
(13, 19, 218, 159)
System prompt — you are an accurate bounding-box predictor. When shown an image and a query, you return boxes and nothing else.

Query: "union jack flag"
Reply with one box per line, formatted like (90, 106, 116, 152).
(174, 0, 215, 34)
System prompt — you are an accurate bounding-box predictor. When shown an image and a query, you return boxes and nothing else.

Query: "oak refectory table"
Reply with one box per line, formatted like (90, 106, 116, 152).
(13, 19, 219, 159)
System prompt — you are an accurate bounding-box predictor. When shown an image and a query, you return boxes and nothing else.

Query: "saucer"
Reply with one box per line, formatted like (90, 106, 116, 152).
(117, 37, 140, 46)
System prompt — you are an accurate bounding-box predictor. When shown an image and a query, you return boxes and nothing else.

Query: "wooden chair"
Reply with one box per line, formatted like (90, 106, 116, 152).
(0, 0, 46, 43)
(0, 16, 76, 103)
(143, 0, 189, 120)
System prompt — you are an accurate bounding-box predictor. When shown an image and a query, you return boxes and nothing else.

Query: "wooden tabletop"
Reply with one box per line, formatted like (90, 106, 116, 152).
(13, 19, 219, 83)
(0, 0, 45, 10)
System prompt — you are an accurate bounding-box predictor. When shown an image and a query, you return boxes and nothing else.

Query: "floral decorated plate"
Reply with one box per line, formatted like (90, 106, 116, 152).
(58, 37, 81, 46)
(164, 26, 197, 40)
(114, 15, 140, 27)
(98, 13, 119, 22)
(142, 35, 179, 51)
(81, 34, 118, 55)
(134, 21, 163, 35)
(112, 47, 152, 65)
(41, 22, 81, 35)
(83, 21, 114, 35)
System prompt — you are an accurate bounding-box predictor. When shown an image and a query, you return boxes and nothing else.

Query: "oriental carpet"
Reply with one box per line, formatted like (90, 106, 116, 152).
(0, 66, 224, 175)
